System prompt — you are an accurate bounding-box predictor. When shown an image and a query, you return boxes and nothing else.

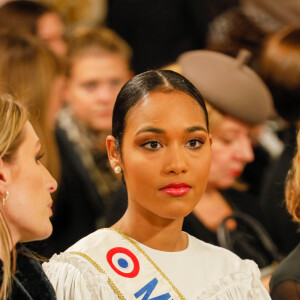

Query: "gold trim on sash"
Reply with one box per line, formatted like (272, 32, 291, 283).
(69, 251, 126, 300)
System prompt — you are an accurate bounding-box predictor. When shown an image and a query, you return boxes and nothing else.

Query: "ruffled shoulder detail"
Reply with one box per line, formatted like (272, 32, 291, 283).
(43, 252, 119, 300)
(196, 260, 270, 300)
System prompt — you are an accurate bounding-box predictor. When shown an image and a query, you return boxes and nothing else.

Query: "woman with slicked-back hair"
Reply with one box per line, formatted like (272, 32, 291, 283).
(44, 70, 270, 299)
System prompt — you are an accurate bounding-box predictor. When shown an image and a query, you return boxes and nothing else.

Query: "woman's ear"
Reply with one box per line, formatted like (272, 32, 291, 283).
(106, 135, 121, 171)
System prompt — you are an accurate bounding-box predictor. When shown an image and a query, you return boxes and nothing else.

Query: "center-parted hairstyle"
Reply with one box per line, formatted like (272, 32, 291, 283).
(112, 70, 209, 151)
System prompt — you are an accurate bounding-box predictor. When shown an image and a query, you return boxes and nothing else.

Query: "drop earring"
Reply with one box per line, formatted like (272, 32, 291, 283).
(114, 166, 121, 174)
(0, 191, 9, 206)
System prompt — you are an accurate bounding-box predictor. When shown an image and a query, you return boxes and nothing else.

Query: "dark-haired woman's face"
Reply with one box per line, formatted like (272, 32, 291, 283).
(116, 90, 211, 220)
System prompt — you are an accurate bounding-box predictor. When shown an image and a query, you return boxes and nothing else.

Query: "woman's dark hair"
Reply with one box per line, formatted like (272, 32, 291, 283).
(112, 70, 209, 151)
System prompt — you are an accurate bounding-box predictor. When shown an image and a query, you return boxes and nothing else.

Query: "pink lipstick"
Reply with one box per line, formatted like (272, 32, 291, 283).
(160, 183, 191, 197)
(229, 169, 242, 177)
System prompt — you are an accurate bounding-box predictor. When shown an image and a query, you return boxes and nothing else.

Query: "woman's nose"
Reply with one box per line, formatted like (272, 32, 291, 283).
(44, 166, 58, 193)
(163, 146, 188, 175)
(235, 137, 254, 163)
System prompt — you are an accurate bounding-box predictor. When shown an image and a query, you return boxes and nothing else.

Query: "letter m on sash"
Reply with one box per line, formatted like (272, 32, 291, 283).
(134, 278, 172, 300)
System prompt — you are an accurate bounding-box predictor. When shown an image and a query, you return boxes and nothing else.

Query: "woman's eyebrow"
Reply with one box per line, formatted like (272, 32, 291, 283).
(135, 127, 164, 136)
(136, 125, 208, 136)
(186, 126, 207, 133)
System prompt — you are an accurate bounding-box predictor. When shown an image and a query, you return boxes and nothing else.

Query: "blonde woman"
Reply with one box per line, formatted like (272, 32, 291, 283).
(0, 95, 57, 299)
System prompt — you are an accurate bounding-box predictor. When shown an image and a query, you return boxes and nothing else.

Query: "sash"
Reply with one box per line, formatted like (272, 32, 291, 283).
(68, 228, 185, 300)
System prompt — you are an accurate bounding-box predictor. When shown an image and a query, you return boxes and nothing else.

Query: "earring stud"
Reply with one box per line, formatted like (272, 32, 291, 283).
(114, 166, 121, 174)
(0, 191, 9, 206)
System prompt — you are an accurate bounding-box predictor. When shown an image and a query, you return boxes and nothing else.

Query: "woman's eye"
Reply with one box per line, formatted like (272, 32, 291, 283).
(142, 141, 162, 150)
(186, 139, 203, 149)
(220, 137, 233, 145)
(83, 82, 97, 90)
(110, 79, 121, 88)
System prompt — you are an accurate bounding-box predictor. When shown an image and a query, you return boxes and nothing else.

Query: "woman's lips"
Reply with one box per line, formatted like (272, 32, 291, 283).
(229, 169, 242, 177)
(160, 183, 191, 196)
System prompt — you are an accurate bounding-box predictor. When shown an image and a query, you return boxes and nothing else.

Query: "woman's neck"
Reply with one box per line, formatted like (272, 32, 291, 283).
(112, 206, 188, 252)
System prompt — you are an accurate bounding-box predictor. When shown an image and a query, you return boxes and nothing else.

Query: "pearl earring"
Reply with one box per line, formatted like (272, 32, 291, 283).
(114, 166, 121, 174)
(0, 191, 9, 206)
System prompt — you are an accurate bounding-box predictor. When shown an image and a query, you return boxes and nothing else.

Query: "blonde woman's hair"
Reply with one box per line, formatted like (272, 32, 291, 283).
(0, 30, 62, 181)
(66, 26, 132, 77)
(285, 129, 300, 223)
(0, 94, 28, 300)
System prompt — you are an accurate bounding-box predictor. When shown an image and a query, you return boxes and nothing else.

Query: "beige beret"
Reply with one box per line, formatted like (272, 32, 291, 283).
(178, 50, 273, 125)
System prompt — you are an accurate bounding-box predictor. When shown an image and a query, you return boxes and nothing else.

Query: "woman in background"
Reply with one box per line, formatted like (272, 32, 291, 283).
(269, 129, 300, 299)
(178, 50, 279, 288)
(0, 95, 57, 299)
(259, 26, 300, 256)
(178, 50, 275, 266)
(46, 27, 133, 256)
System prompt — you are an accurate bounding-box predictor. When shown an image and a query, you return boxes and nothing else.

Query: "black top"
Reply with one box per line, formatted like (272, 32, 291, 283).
(0, 245, 56, 300)
(270, 243, 300, 300)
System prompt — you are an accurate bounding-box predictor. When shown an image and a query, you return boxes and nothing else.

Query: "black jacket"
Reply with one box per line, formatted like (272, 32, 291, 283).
(0, 246, 56, 300)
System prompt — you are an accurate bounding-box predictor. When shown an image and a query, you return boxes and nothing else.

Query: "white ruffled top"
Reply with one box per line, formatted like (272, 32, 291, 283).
(43, 230, 271, 299)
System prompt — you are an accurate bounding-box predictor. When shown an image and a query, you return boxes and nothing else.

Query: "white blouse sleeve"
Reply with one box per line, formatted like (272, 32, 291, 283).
(198, 260, 271, 300)
(43, 253, 119, 300)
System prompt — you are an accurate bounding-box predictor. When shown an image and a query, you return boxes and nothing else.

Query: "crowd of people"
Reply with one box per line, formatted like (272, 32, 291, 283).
(0, 0, 299, 299)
